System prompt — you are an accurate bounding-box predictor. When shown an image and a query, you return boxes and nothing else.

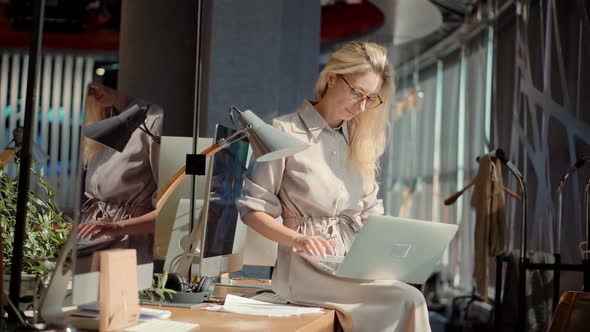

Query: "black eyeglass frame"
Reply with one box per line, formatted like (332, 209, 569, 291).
(339, 75, 383, 109)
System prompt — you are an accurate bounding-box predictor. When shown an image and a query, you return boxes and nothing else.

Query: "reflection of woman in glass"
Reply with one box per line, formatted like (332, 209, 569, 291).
(77, 83, 162, 264)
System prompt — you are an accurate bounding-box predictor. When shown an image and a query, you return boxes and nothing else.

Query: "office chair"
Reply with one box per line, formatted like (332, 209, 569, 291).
(547, 291, 590, 332)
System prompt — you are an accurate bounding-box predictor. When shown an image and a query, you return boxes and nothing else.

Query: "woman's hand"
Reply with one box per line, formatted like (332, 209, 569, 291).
(292, 235, 335, 257)
(78, 211, 156, 241)
(78, 221, 126, 240)
(87, 83, 129, 111)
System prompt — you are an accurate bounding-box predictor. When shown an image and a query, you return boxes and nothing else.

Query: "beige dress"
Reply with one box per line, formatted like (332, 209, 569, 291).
(79, 101, 162, 266)
(237, 100, 431, 332)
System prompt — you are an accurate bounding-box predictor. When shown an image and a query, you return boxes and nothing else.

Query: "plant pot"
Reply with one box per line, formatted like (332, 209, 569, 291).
(3, 273, 40, 297)
(170, 291, 209, 304)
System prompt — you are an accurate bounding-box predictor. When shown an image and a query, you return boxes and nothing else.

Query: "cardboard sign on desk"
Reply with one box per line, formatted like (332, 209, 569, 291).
(98, 249, 141, 331)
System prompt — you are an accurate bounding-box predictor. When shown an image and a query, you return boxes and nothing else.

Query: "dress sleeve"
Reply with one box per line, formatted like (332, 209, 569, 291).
(147, 105, 163, 208)
(359, 180, 384, 220)
(236, 119, 286, 219)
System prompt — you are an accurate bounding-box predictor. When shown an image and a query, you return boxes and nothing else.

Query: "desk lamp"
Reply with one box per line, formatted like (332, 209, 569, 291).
(81, 103, 161, 152)
(158, 106, 308, 277)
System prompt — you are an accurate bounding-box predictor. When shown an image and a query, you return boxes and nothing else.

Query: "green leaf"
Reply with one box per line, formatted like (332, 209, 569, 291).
(1, 164, 69, 275)
(161, 271, 168, 289)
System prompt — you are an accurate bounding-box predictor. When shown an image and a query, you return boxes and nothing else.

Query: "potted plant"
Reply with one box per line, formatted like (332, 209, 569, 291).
(1, 163, 72, 298)
(140, 271, 177, 305)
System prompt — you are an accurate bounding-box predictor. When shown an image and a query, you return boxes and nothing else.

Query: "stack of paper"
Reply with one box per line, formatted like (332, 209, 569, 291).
(205, 294, 324, 317)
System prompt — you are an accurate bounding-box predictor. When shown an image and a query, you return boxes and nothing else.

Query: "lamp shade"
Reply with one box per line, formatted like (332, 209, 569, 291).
(82, 104, 147, 152)
(237, 109, 308, 162)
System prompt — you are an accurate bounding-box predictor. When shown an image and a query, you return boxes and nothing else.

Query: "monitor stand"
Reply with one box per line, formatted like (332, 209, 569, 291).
(150, 199, 211, 308)
(164, 199, 204, 277)
(171, 205, 205, 280)
(37, 232, 76, 327)
(38, 234, 137, 331)
(36, 233, 100, 331)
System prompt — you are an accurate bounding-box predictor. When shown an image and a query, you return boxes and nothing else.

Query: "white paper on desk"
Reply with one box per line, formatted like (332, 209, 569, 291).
(205, 294, 324, 317)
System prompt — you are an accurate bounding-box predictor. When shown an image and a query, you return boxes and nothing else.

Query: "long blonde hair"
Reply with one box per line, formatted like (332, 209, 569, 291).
(313, 42, 394, 181)
(81, 95, 108, 168)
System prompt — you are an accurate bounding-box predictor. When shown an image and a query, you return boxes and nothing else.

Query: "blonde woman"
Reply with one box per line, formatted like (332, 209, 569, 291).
(77, 83, 162, 267)
(237, 42, 430, 331)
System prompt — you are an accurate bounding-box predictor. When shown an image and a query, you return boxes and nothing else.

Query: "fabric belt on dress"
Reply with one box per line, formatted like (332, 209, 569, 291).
(80, 193, 137, 223)
(284, 214, 362, 241)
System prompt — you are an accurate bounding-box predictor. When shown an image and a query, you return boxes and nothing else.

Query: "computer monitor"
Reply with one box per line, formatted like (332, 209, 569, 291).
(156, 136, 212, 271)
(71, 88, 163, 305)
(172, 124, 251, 280)
(198, 124, 250, 277)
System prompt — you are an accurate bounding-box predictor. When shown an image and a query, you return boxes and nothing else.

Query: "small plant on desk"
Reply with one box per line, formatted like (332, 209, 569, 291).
(140, 271, 177, 304)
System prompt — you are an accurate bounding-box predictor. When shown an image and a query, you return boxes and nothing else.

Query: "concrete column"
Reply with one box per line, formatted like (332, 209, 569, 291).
(119, 0, 320, 137)
(118, 0, 200, 137)
(201, 0, 320, 135)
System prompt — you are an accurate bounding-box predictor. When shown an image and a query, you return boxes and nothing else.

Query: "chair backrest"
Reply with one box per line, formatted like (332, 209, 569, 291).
(547, 291, 590, 332)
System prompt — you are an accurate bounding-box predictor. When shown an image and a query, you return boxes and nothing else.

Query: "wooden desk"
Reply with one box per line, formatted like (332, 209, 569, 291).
(65, 283, 334, 331)
(142, 283, 335, 331)
(65, 304, 334, 332)
(154, 304, 335, 332)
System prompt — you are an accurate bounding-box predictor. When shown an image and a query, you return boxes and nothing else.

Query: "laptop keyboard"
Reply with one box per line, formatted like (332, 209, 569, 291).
(76, 236, 116, 249)
(300, 253, 345, 264)
(299, 253, 345, 274)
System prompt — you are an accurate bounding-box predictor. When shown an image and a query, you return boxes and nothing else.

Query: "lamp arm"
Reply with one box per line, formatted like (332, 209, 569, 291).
(199, 127, 249, 156)
(155, 127, 249, 211)
(138, 119, 161, 144)
(156, 166, 185, 211)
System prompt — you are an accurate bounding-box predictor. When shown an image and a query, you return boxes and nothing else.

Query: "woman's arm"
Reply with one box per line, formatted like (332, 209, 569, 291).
(117, 210, 157, 233)
(359, 181, 385, 224)
(78, 210, 156, 240)
(243, 211, 335, 256)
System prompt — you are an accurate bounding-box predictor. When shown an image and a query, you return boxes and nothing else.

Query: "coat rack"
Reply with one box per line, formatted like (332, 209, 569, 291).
(451, 149, 590, 331)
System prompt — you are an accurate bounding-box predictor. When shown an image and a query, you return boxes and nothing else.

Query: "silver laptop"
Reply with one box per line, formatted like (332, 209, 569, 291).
(301, 215, 458, 283)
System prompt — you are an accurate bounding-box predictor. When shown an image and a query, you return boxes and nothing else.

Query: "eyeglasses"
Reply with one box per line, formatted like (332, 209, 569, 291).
(339, 76, 383, 109)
